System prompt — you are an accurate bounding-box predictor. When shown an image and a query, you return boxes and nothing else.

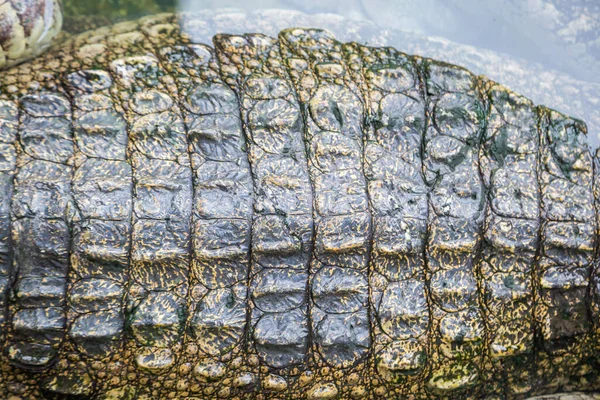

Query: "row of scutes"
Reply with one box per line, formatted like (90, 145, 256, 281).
(0, 12, 598, 400)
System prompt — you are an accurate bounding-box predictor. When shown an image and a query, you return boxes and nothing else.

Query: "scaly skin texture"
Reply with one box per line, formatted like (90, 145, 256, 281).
(0, 0, 63, 70)
(0, 12, 599, 400)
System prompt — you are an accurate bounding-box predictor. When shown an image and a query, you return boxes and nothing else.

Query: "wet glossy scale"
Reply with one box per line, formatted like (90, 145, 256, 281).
(0, 9, 599, 400)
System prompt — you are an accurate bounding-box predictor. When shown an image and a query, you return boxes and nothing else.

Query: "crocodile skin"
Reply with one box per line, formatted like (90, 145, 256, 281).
(0, 0, 63, 70)
(0, 12, 599, 400)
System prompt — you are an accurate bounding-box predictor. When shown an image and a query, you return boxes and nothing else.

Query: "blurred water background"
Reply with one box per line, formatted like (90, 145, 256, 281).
(62, 0, 600, 147)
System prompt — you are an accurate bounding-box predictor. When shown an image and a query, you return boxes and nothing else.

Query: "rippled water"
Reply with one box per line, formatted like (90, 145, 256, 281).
(64, 0, 600, 147)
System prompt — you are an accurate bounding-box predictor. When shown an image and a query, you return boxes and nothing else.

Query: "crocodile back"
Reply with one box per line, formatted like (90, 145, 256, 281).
(0, 12, 598, 400)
